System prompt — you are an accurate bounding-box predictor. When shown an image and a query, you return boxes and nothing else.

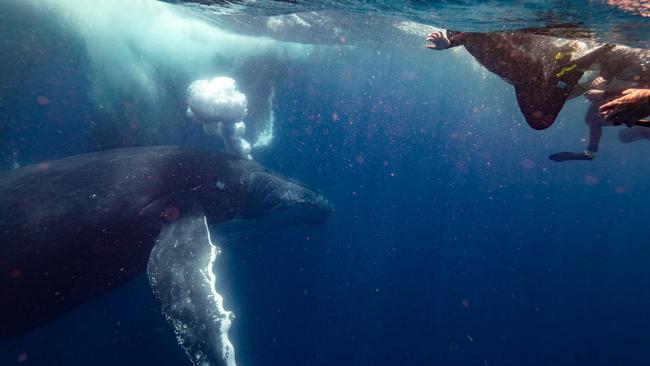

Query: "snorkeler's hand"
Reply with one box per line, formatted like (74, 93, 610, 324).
(599, 88, 650, 120)
(549, 151, 595, 162)
(584, 89, 605, 101)
(425, 31, 450, 50)
(590, 76, 606, 89)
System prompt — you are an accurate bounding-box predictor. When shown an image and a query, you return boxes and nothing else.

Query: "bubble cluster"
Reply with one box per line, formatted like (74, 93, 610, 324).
(186, 76, 252, 159)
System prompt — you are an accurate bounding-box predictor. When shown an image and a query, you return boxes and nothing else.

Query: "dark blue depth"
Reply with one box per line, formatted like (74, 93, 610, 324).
(1, 4, 650, 366)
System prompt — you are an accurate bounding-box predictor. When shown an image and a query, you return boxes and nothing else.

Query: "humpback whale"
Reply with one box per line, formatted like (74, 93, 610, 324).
(0, 146, 333, 366)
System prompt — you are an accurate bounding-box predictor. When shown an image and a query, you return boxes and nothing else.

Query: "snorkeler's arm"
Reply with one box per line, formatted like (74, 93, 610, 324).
(599, 88, 650, 122)
(603, 78, 637, 94)
(446, 31, 467, 48)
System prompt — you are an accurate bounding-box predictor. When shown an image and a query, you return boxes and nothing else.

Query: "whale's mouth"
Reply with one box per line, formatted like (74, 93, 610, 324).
(250, 171, 332, 218)
(211, 200, 333, 244)
(210, 216, 280, 244)
(207, 170, 334, 244)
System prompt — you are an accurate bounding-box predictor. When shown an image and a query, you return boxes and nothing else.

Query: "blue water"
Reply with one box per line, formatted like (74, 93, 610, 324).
(2, 1, 650, 365)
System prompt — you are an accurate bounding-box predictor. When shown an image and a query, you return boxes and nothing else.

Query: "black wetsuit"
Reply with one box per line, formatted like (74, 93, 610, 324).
(445, 30, 614, 130)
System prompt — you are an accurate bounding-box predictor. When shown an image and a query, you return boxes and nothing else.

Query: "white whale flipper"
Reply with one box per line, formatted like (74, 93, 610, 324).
(147, 204, 236, 366)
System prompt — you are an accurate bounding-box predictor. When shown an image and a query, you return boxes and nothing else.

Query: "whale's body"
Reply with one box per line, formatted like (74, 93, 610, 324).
(0, 146, 332, 365)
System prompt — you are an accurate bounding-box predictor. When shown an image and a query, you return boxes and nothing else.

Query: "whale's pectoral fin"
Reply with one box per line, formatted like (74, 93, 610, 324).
(147, 202, 236, 366)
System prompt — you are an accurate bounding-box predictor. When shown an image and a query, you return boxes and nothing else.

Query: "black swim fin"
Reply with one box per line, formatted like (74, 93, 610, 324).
(549, 151, 595, 162)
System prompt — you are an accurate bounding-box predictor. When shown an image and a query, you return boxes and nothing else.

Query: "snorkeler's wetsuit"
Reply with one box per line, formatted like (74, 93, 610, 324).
(445, 30, 614, 130)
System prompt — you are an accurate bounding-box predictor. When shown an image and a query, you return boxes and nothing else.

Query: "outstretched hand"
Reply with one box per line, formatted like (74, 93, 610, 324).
(425, 31, 450, 50)
(599, 88, 650, 121)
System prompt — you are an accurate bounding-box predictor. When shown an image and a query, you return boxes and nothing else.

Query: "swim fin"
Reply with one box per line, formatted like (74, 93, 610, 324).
(549, 151, 595, 162)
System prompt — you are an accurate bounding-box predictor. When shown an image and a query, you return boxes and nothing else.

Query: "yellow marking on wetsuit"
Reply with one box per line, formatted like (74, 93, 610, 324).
(555, 51, 574, 62)
(556, 64, 577, 78)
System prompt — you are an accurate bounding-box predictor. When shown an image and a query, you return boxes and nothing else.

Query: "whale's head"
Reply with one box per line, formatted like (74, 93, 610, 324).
(243, 169, 333, 224)
(199, 157, 333, 243)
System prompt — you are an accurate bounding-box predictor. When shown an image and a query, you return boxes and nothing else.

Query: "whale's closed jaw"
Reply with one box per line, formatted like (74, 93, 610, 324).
(209, 171, 334, 243)
(247, 171, 333, 220)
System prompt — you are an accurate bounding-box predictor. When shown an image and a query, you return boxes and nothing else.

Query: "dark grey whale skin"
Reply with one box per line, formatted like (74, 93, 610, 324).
(0, 146, 331, 339)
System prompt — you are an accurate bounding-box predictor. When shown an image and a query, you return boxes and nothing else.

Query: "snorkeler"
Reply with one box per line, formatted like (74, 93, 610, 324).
(548, 77, 650, 162)
(548, 99, 650, 162)
(426, 29, 650, 162)
(548, 78, 627, 162)
(425, 29, 615, 130)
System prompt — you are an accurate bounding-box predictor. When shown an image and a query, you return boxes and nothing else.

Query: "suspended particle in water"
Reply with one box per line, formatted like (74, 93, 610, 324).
(584, 175, 599, 186)
(9, 268, 22, 279)
(36, 96, 50, 106)
(36, 163, 50, 171)
(520, 158, 535, 170)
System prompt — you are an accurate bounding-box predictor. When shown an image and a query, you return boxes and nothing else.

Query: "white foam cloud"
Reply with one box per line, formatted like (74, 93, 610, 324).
(16, 0, 311, 114)
(186, 77, 248, 124)
(187, 76, 253, 159)
(252, 88, 276, 149)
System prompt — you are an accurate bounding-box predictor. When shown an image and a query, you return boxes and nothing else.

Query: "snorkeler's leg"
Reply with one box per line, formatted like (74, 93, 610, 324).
(549, 105, 601, 162)
(586, 102, 604, 155)
(586, 124, 602, 155)
(548, 126, 599, 162)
